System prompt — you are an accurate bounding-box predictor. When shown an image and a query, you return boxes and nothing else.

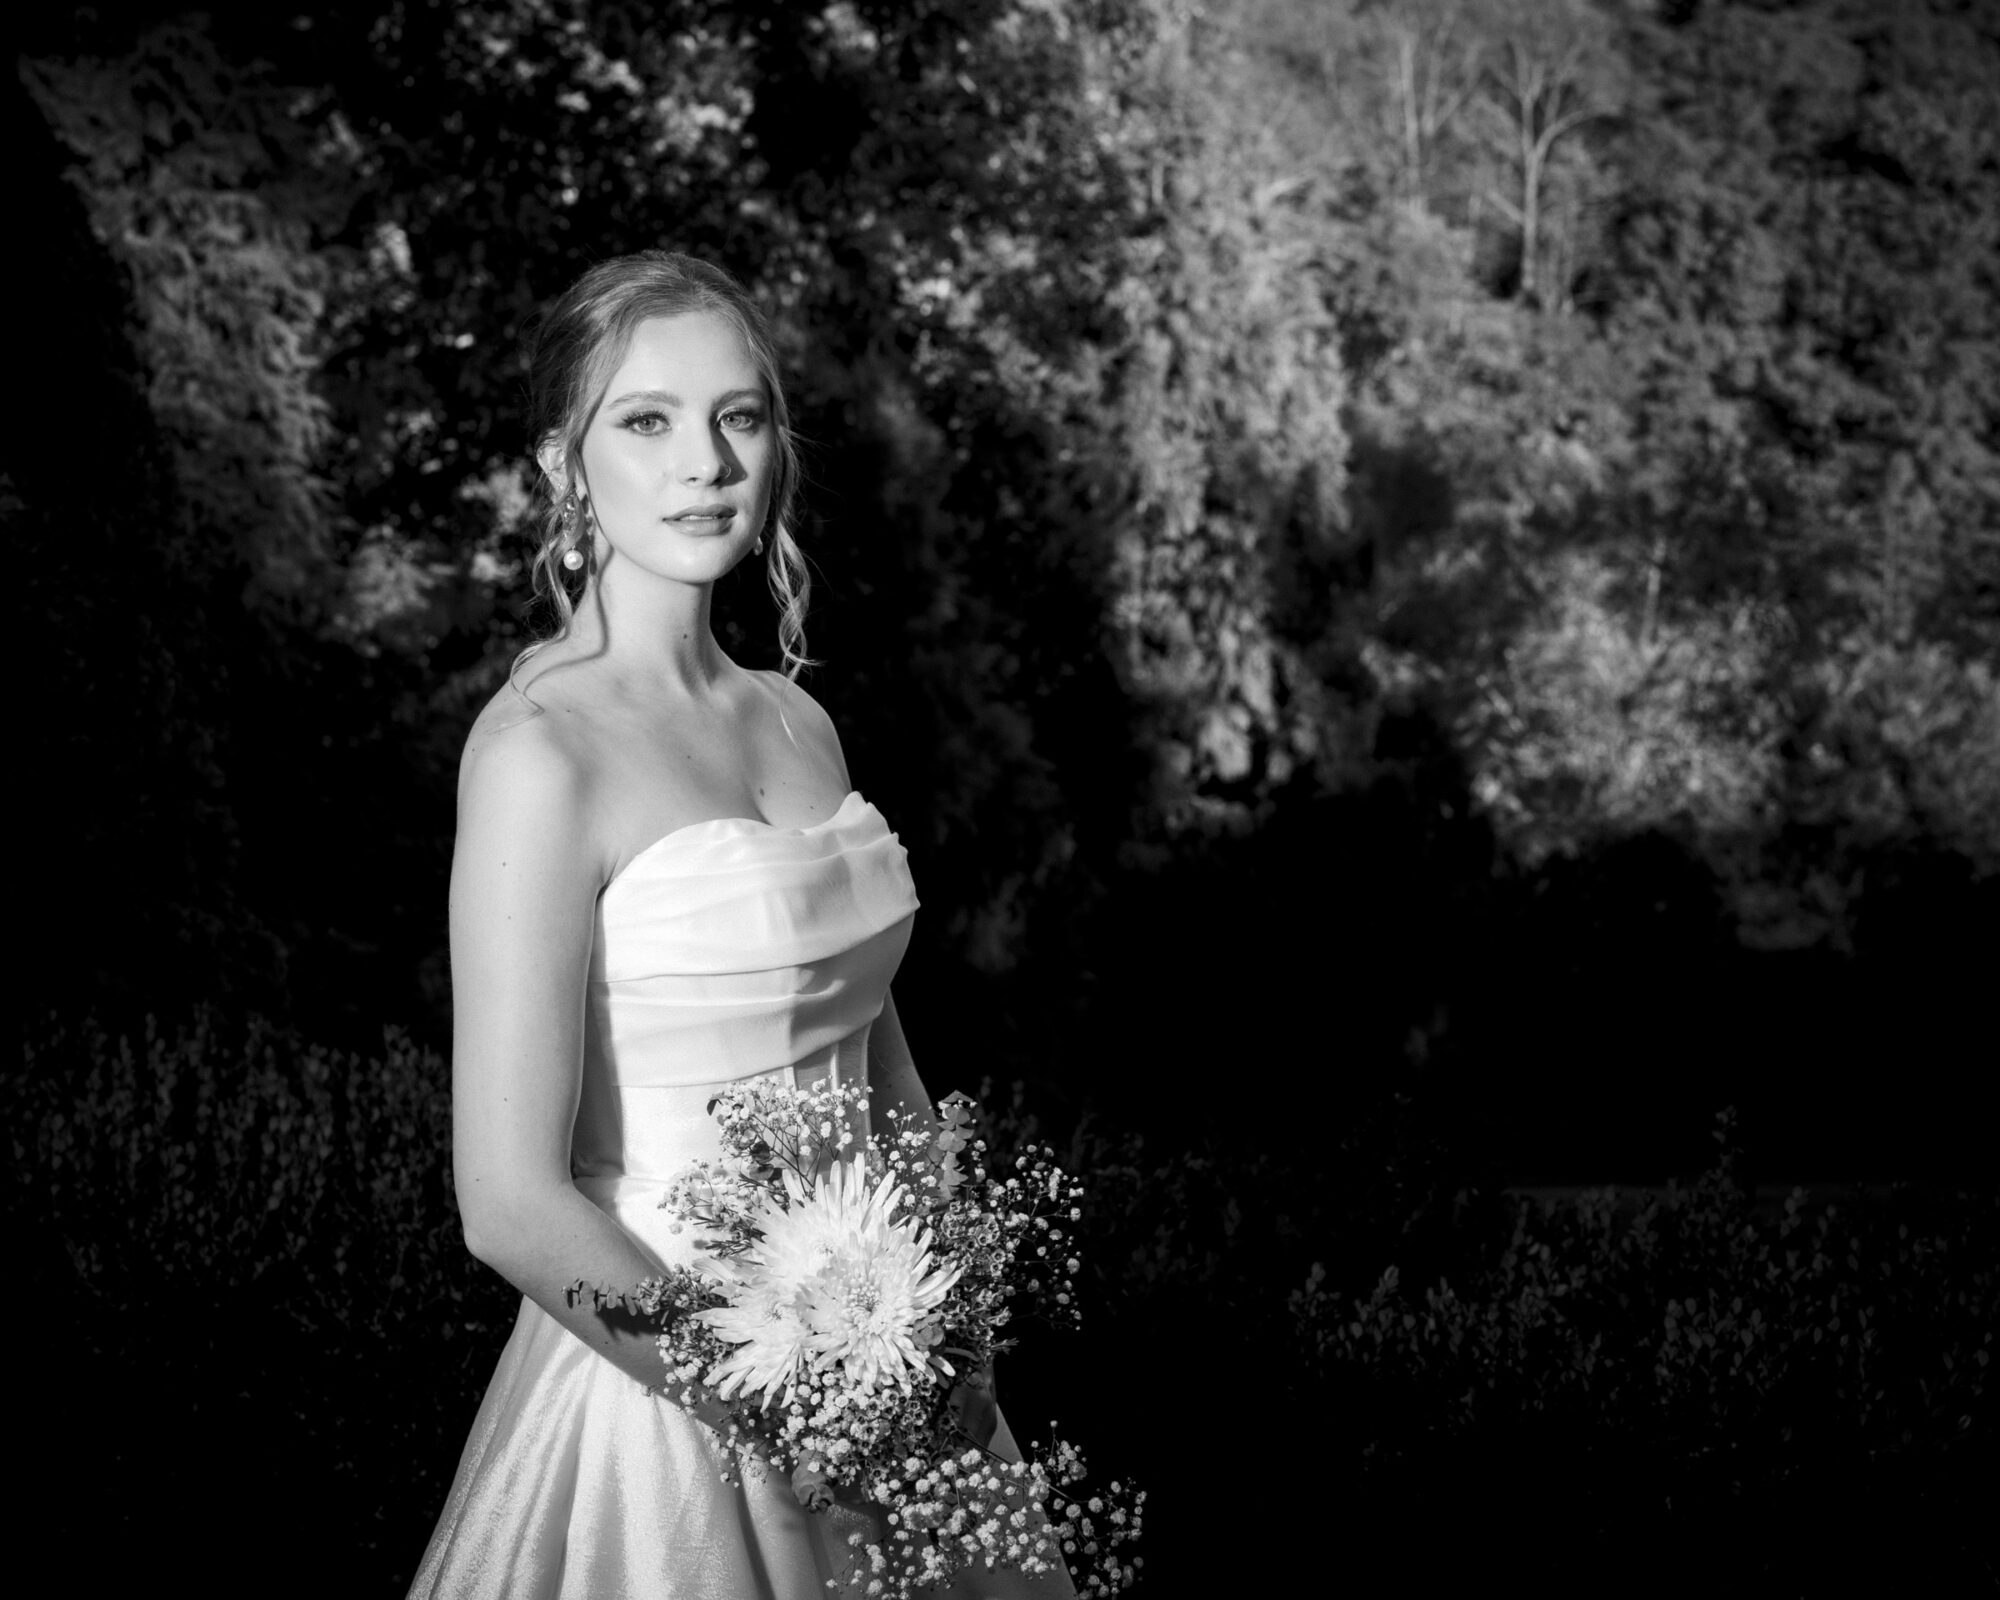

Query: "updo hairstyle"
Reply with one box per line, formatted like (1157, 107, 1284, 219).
(519, 250, 811, 677)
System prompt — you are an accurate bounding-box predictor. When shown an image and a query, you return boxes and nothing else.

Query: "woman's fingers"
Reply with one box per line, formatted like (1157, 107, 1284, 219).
(791, 1459, 835, 1513)
(949, 1366, 1000, 1449)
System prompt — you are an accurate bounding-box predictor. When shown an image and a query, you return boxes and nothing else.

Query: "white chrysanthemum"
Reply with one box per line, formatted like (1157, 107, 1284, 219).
(698, 1153, 960, 1406)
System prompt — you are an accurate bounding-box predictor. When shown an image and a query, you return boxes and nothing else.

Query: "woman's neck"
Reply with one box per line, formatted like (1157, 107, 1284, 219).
(566, 565, 730, 698)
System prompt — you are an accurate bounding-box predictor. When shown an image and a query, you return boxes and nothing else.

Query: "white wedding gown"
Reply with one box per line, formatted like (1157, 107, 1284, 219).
(410, 793, 1074, 1599)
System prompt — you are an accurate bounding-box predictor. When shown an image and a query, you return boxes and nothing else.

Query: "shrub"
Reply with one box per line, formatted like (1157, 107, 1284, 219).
(977, 1090, 1996, 1589)
(10, 1009, 514, 1594)
(1294, 1112, 1997, 1586)
(969, 1080, 1457, 1594)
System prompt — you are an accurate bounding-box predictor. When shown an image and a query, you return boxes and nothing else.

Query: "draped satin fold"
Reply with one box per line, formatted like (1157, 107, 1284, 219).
(410, 795, 1074, 1598)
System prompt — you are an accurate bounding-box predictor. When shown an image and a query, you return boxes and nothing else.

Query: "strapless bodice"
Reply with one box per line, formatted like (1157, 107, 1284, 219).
(571, 791, 917, 1268)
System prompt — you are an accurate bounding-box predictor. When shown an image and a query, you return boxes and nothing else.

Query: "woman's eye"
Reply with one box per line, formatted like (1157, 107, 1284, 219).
(721, 410, 764, 433)
(621, 410, 668, 435)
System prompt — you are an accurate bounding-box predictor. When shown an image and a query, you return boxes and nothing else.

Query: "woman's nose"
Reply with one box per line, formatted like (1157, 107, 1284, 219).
(677, 428, 732, 485)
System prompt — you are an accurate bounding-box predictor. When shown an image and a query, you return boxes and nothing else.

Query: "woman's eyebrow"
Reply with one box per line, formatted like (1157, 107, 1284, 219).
(604, 386, 766, 409)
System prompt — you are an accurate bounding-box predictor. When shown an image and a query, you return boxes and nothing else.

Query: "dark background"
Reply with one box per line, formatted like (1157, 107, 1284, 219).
(10, 1, 1996, 1593)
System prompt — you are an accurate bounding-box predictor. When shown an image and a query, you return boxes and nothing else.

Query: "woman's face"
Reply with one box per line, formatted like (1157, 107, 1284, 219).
(574, 310, 775, 590)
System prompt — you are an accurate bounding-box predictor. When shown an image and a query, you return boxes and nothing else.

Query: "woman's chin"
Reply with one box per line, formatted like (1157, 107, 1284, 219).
(607, 544, 758, 589)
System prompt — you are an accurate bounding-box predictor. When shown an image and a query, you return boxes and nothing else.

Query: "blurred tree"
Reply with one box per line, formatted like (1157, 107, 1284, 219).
(1379, 0, 1483, 209)
(24, 25, 349, 611)
(1196, 0, 1998, 971)
(10, 47, 289, 1017)
(1464, 0, 1624, 309)
(1093, 4, 1354, 815)
(1586, 0, 2000, 932)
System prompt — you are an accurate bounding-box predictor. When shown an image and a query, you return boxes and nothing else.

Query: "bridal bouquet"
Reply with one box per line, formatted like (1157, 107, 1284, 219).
(572, 1080, 1143, 1597)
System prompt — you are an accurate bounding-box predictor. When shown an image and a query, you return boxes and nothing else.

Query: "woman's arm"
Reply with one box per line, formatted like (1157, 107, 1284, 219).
(867, 988, 1011, 1450)
(448, 721, 716, 1412)
(865, 989, 941, 1140)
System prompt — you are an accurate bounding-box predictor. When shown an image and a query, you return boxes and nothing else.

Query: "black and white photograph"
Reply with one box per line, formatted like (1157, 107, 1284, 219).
(11, 0, 1996, 1593)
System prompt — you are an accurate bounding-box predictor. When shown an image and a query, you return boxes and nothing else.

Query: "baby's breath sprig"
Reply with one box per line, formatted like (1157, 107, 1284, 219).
(705, 1078, 870, 1192)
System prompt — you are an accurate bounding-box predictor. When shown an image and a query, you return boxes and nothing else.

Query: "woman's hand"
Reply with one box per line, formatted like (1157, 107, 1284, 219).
(791, 1459, 836, 1513)
(947, 1362, 999, 1451)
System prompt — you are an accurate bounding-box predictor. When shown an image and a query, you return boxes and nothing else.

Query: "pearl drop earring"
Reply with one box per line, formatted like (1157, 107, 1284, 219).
(559, 490, 587, 570)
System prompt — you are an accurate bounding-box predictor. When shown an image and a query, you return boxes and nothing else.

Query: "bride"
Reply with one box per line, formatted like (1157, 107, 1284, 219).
(408, 251, 1075, 1598)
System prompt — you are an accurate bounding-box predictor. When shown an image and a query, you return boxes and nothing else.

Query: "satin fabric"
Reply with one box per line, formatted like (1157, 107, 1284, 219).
(410, 794, 1073, 1598)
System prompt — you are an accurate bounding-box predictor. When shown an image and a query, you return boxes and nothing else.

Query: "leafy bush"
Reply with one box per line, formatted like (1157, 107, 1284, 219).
(25, 1013, 444, 1304)
(970, 1081, 1464, 1593)
(974, 1091, 1996, 1590)
(11, 1010, 514, 1594)
(1293, 1112, 1997, 1586)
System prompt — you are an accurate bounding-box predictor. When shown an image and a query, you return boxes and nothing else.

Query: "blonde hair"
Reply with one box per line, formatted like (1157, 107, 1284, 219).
(515, 250, 812, 679)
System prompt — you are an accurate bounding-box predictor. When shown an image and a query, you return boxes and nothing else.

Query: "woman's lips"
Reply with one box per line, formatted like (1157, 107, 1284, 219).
(668, 506, 736, 524)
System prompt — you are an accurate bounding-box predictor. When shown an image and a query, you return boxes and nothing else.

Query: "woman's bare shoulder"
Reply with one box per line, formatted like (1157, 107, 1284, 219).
(750, 669, 849, 781)
(458, 669, 602, 825)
